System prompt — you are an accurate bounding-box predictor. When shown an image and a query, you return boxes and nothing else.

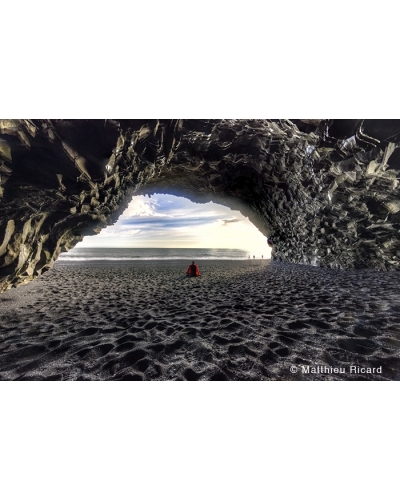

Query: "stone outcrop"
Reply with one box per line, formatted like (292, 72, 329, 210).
(1, 118, 400, 291)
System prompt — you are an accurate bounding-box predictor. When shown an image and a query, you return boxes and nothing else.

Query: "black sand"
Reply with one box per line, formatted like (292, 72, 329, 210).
(0, 260, 399, 380)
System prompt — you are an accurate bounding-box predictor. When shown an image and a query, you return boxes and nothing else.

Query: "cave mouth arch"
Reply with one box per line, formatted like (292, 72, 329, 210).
(1, 118, 400, 292)
(67, 193, 272, 260)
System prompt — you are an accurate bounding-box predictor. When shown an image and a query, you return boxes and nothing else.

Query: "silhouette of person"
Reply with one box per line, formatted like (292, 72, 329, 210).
(186, 261, 201, 277)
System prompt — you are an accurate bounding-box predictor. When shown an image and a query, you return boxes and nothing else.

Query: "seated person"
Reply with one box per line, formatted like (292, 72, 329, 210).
(186, 261, 201, 277)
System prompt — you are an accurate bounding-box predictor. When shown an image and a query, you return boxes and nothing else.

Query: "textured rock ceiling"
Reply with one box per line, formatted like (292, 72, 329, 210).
(1, 118, 400, 291)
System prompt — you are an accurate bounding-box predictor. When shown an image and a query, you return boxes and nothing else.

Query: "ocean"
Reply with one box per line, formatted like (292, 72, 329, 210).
(56, 247, 264, 262)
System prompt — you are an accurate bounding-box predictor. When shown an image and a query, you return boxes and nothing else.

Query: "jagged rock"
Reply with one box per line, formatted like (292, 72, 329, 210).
(1, 118, 400, 292)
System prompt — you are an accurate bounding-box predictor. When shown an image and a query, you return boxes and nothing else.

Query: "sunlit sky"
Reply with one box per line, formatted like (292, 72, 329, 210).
(77, 194, 271, 257)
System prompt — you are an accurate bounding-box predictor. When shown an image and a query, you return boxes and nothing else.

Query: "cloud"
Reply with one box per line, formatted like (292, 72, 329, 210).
(94, 227, 141, 238)
(77, 193, 271, 256)
(220, 217, 240, 226)
(120, 197, 164, 219)
(122, 215, 218, 229)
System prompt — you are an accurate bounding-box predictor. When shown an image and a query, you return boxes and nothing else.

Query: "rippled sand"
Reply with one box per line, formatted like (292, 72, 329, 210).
(0, 259, 399, 380)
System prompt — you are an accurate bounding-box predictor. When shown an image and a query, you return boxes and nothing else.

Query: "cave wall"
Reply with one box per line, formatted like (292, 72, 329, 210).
(1, 118, 400, 291)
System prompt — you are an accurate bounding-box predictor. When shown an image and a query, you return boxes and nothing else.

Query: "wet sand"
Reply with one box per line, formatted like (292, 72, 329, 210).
(0, 259, 399, 380)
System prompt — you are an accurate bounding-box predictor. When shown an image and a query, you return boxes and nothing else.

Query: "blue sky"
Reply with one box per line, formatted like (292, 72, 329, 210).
(77, 194, 271, 256)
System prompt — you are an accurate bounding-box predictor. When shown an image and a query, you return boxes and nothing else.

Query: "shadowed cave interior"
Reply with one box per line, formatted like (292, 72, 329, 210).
(1, 118, 400, 292)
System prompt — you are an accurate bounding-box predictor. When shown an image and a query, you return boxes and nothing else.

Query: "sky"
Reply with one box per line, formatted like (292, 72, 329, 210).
(77, 194, 271, 257)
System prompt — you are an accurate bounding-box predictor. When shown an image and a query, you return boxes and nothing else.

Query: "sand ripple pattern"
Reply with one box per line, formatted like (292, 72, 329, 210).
(0, 260, 400, 380)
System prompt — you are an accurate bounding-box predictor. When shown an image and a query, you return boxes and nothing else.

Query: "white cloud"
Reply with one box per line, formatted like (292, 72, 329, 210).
(120, 197, 161, 218)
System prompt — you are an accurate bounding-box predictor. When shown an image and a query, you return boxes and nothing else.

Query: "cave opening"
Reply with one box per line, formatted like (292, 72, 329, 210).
(61, 193, 272, 261)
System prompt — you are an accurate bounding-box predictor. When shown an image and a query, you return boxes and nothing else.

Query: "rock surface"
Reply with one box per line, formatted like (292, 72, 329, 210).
(1, 119, 400, 291)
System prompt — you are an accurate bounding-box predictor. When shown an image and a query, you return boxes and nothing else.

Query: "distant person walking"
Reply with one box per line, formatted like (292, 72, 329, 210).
(186, 261, 201, 277)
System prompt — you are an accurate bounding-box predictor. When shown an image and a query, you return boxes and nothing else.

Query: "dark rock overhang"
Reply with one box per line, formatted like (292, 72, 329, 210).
(1, 119, 400, 291)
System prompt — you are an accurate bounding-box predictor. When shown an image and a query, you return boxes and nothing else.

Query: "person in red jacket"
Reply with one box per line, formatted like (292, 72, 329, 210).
(186, 261, 201, 277)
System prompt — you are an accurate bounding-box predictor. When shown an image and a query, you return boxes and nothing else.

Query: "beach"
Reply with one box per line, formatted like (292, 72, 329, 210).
(0, 259, 399, 381)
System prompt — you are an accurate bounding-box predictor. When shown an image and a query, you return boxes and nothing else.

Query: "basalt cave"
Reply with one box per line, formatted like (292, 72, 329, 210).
(1, 119, 400, 292)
